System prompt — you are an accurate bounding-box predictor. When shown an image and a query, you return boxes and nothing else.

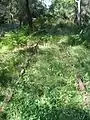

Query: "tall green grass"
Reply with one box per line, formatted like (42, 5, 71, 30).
(0, 27, 90, 120)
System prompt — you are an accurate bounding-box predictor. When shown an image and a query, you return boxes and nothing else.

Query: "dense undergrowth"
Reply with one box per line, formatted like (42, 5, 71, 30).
(0, 25, 90, 120)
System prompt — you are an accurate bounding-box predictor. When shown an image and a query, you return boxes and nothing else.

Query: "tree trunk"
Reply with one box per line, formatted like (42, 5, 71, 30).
(26, 0, 33, 30)
(75, 0, 81, 25)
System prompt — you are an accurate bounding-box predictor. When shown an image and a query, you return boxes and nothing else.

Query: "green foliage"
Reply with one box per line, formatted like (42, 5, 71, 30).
(0, 28, 30, 49)
(81, 0, 90, 25)
(0, 29, 90, 119)
(0, 0, 90, 119)
(49, 0, 75, 22)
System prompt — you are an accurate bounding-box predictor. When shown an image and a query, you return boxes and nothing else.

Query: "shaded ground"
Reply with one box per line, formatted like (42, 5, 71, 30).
(0, 23, 19, 33)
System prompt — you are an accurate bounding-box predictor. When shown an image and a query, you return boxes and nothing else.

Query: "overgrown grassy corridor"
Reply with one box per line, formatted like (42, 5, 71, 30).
(0, 30, 90, 120)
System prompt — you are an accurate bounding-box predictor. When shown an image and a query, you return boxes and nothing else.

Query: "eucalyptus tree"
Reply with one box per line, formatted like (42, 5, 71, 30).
(16, 0, 47, 29)
(75, 0, 81, 25)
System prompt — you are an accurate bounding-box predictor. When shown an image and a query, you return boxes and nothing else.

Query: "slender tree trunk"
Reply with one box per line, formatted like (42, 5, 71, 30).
(75, 0, 81, 25)
(26, 0, 33, 30)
